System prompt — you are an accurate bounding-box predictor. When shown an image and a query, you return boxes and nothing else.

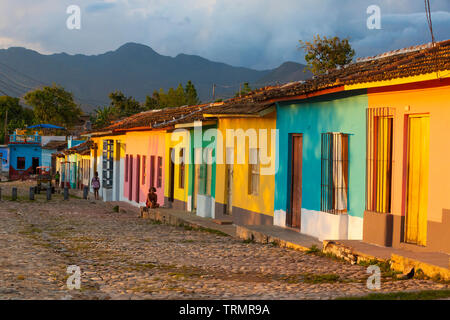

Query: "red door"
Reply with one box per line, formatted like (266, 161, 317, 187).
(136, 155, 140, 203)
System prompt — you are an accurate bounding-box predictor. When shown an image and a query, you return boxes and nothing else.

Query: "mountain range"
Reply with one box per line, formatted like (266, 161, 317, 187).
(0, 42, 311, 113)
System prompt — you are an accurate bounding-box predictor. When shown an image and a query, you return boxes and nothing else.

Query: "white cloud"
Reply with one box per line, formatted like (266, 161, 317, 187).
(0, 0, 449, 69)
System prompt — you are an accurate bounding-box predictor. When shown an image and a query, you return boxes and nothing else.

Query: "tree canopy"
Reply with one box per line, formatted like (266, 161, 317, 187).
(144, 81, 200, 109)
(235, 82, 252, 97)
(24, 84, 83, 129)
(299, 35, 355, 75)
(0, 96, 35, 143)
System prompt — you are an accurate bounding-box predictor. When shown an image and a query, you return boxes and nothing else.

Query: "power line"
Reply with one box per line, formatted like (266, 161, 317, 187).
(425, 0, 435, 44)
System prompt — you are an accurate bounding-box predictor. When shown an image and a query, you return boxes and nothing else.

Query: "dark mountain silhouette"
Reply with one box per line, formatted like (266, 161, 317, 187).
(0, 43, 311, 112)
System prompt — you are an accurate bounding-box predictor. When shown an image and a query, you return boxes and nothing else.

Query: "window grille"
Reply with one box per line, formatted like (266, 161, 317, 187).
(102, 139, 114, 189)
(366, 107, 395, 213)
(248, 148, 259, 195)
(321, 133, 349, 214)
(157, 156, 163, 188)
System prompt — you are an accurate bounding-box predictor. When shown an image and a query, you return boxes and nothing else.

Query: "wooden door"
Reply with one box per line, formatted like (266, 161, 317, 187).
(136, 155, 140, 203)
(226, 164, 233, 215)
(405, 115, 429, 246)
(288, 134, 302, 229)
(128, 155, 133, 201)
(194, 148, 201, 210)
(169, 148, 175, 202)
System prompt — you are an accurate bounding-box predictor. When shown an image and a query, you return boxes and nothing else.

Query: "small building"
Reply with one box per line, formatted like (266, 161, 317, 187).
(8, 131, 42, 180)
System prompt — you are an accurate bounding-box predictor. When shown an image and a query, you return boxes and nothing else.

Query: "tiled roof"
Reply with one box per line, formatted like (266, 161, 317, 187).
(42, 140, 67, 150)
(103, 104, 212, 131)
(89, 39, 450, 133)
(63, 140, 93, 156)
(216, 39, 450, 106)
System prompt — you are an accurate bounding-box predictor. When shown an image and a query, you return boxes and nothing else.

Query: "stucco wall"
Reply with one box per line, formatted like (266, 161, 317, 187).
(215, 112, 277, 220)
(367, 79, 450, 253)
(274, 91, 367, 239)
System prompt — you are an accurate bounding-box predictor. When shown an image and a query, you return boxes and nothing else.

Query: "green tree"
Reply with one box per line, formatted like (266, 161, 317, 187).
(91, 106, 115, 129)
(108, 91, 143, 118)
(145, 81, 200, 110)
(299, 35, 355, 75)
(235, 82, 252, 97)
(145, 90, 162, 110)
(24, 84, 82, 129)
(185, 80, 200, 105)
(0, 96, 36, 143)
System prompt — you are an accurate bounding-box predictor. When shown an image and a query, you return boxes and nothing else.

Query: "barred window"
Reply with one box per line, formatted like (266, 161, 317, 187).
(248, 148, 259, 195)
(321, 133, 349, 214)
(102, 140, 114, 188)
(157, 156, 163, 188)
(366, 108, 394, 213)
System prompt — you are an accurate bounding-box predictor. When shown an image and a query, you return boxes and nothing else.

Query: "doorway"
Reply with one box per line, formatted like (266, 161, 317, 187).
(225, 164, 233, 215)
(136, 155, 140, 203)
(287, 134, 302, 229)
(169, 148, 175, 203)
(32, 157, 39, 174)
(194, 148, 201, 210)
(405, 115, 429, 246)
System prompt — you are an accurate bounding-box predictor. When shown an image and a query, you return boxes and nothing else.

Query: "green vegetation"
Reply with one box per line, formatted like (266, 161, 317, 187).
(0, 96, 35, 144)
(235, 82, 252, 97)
(337, 289, 450, 300)
(306, 244, 322, 254)
(24, 84, 83, 129)
(299, 35, 355, 75)
(145, 80, 200, 109)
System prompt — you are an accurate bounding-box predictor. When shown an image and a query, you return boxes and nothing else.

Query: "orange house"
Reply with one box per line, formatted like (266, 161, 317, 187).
(362, 78, 450, 254)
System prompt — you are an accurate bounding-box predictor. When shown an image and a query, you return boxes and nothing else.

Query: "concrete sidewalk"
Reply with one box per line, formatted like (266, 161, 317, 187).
(131, 203, 450, 281)
(324, 239, 450, 280)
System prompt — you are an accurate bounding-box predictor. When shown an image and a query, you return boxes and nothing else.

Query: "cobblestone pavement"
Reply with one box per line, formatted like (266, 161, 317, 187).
(0, 182, 448, 300)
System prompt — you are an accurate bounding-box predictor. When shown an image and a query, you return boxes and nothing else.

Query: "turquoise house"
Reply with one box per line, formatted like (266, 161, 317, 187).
(274, 90, 367, 241)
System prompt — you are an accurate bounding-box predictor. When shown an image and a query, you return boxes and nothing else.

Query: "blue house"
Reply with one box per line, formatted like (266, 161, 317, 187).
(8, 131, 42, 180)
(0, 145, 9, 175)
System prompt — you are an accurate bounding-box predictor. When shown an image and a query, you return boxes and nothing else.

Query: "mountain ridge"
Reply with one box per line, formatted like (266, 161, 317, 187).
(0, 43, 312, 112)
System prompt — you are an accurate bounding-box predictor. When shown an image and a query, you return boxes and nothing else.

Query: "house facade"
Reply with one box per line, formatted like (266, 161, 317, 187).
(8, 131, 42, 180)
(274, 90, 367, 241)
(360, 77, 450, 254)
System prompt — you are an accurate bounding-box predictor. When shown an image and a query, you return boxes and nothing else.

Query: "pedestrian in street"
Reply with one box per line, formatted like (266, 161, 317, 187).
(91, 172, 100, 200)
(146, 187, 159, 208)
(54, 171, 60, 188)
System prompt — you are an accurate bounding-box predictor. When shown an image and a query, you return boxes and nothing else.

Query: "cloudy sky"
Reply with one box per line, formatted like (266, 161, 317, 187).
(0, 0, 449, 69)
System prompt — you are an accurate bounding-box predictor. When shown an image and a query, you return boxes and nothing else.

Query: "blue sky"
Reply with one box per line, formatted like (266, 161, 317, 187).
(0, 0, 449, 69)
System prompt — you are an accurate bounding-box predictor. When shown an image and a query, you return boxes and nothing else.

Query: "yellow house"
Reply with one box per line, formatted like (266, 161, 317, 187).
(204, 102, 277, 225)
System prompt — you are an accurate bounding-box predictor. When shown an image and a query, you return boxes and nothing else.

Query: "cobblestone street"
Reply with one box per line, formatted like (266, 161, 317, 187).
(0, 183, 448, 300)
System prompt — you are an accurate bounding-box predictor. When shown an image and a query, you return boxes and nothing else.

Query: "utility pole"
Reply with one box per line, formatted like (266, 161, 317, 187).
(212, 84, 216, 102)
(239, 83, 242, 97)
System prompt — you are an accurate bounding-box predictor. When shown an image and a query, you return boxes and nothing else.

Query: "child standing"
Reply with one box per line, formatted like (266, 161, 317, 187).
(91, 172, 100, 200)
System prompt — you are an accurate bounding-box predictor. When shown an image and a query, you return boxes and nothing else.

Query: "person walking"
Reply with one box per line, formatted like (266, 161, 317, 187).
(91, 172, 100, 200)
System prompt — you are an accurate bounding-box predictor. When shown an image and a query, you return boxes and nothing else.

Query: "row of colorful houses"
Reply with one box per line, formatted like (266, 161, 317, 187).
(56, 40, 450, 255)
